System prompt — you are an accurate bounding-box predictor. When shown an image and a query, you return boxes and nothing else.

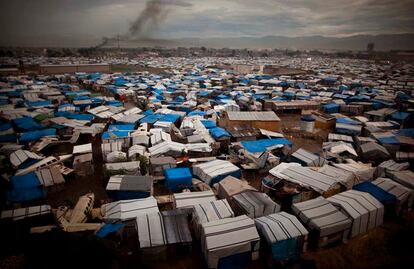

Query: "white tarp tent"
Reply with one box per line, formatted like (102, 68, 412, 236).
(270, 163, 338, 194)
(201, 215, 260, 268)
(193, 159, 240, 185)
(333, 159, 376, 182)
(10, 149, 43, 167)
(386, 170, 414, 189)
(316, 165, 356, 189)
(174, 190, 217, 209)
(101, 197, 159, 222)
(291, 148, 326, 167)
(327, 190, 384, 237)
(255, 212, 308, 244)
(135, 210, 192, 248)
(214, 176, 258, 200)
(377, 160, 410, 178)
(233, 191, 280, 218)
(193, 199, 234, 235)
(372, 177, 414, 214)
(292, 197, 352, 238)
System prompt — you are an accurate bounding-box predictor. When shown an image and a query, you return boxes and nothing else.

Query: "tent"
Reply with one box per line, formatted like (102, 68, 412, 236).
(376, 160, 410, 178)
(174, 190, 216, 209)
(192, 199, 234, 236)
(240, 138, 292, 153)
(106, 175, 153, 200)
(292, 197, 352, 247)
(201, 215, 260, 268)
(6, 172, 46, 203)
(101, 197, 159, 222)
(233, 191, 281, 218)
(316, 165, 356, 189)
(10, 149, 43, 168)
(270, 163, 339, 194)
(214, 176, 258, 200)
(19, 128, 56, 144)
(291, 148, 326, 167)
(353, 181, 396, 205)
(135, 210, 192, 248)
(0, 205, 52, 222)
(105, 161, 140, 175)
(193, 159, 241, 186)
(359, 142, 390, 163)
(164, 168, 192, 192)
(372, 177, 414, 214)
(255, 212, 308, 260)
(386, 170, 414, 189)
(327, 190, 384, 238)
(333, 160, 376, 182)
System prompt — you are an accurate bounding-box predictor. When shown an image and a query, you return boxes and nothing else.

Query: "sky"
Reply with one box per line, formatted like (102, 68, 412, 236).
(0, 0, 413, 46)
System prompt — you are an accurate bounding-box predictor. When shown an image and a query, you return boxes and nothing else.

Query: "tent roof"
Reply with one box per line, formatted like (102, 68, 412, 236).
(292, 197, 352, 237)
(233, 191, 280, 218)
(102, 197, 159, 221)
(174, 190, 216, 209)
(255, 212, 308, 244)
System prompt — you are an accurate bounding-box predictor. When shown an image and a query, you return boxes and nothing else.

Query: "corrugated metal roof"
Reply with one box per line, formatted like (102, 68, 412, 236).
(227, 111, 280, 121)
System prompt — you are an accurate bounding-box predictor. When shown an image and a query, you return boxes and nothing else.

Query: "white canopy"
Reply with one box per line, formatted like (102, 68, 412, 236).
(327, 190, 383, 237)
(201, 215, 260, 268)
(292, 197, 352, 237)
(255, 212, 308, 244)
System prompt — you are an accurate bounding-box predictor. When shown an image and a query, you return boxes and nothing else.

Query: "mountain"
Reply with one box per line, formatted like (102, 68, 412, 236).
(2, 33, 414, 51)
(115, 34, 414, 51)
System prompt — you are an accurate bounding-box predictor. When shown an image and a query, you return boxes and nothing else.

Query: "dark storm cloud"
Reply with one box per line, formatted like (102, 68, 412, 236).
(0, 0, 413, 46)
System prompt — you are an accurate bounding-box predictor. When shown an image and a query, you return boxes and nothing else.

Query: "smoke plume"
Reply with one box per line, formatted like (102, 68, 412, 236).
(129, 0, 168, 38)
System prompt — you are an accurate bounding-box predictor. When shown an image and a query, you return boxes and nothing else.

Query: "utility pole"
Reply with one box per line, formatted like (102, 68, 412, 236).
(117, 34, 120, 50)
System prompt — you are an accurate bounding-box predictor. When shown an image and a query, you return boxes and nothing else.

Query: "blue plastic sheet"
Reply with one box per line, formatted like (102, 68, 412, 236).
(241, 138, 292, 153)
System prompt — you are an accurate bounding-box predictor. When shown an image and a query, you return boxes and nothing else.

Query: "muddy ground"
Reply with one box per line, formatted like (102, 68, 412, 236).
(2, 114, 413, 268)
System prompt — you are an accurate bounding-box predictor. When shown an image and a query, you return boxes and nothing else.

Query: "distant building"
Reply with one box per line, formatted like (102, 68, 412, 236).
(220, 111, 280, 132)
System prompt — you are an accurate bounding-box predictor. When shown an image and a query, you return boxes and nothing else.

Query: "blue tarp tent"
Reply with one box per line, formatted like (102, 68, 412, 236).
(102, 131, 130, 139)
(201, 120, 216, 129)
(160, 114, 180, 123)
(139, 114, 164, 124)
(336, 117, 361, 125)
(13, 117, 42, 131)
(19, 128, 56, 144)
(353, 181, 396, 205)
(96, 223, 124, 238)
(390, 112, 409, 122)
(6, 172, 46, 203)
(0, 134, 16, 143)
(323, 103, 340, 113)
(55, 111, 94, 121)
(188, 110, 206, 117)
(241, 138, 292, 153)
(25, 100, 52, 108)
(164, 168, 192, 192)
(108, 124, 135, 131)
(210, 127, 231, 140)
(0, 123, 12, 133)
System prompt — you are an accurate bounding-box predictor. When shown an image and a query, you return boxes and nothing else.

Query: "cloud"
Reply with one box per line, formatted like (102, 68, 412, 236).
(0, 0, 413, 46)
